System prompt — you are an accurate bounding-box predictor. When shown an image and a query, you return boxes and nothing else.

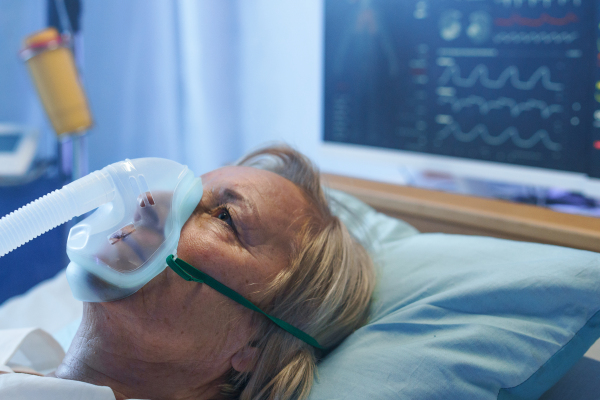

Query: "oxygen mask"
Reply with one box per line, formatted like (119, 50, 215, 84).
(0, 158, 203, 302)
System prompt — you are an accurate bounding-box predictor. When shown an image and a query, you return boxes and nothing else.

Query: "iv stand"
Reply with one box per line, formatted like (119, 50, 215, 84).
(55, 0, 88, 182)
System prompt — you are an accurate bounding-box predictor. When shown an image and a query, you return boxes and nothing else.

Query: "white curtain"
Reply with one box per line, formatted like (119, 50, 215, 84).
(82, 0, 241, 175)
(81, 0, 323, 174)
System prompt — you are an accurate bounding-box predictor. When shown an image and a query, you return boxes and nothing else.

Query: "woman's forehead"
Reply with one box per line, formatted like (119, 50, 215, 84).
(202, 166, 307, 211)
(202, 166, 293, 193)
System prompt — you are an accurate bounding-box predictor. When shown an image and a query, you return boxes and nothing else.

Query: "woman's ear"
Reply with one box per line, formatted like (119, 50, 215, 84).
(231, 345, 259, 373)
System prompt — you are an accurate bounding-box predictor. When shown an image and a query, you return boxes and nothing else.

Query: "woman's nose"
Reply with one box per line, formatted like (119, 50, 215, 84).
(134, 195, 161, 228)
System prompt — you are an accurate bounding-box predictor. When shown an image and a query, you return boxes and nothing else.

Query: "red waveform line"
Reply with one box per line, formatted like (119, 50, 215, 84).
(495, 12, 578, 27)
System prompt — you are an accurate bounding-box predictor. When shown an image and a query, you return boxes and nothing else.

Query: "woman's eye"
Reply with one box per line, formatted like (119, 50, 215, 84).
(216, 208, 234, 228)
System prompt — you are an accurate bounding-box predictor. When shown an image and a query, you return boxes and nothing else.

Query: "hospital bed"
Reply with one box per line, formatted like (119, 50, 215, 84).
(0, 176, 598, 399)
(322, 174, 600, 253)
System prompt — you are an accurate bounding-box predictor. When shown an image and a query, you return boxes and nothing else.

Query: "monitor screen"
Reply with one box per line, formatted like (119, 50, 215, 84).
(323, 0, 600, 181)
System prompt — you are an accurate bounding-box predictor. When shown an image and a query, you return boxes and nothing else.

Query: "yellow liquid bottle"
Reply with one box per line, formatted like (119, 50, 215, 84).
(22, 27, 93, 136)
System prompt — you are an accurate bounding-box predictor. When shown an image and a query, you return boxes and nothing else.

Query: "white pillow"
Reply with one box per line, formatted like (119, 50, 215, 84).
(310, 190, 600, 400)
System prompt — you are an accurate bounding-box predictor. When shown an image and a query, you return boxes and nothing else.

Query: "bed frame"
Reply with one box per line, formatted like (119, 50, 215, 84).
(322, 174, 600, 254)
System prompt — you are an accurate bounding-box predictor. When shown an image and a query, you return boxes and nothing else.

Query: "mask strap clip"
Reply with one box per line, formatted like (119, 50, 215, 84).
(167, 255, 204, 283)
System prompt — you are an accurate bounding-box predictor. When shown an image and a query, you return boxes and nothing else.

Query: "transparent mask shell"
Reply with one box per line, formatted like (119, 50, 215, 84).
(66, 158, 202, 302)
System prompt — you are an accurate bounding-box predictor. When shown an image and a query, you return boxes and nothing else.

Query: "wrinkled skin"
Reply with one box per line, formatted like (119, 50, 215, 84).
(54, 166, 309, 400)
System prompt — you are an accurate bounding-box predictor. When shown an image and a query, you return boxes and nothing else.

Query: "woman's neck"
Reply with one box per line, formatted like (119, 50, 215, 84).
(54, 304, 228, 400)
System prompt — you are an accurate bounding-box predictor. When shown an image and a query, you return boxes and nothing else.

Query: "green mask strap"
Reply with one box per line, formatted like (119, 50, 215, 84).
(166, 255, 325, 351)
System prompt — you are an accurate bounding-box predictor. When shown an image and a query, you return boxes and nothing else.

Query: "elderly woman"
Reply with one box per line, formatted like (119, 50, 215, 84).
(48, 146, 375, 399)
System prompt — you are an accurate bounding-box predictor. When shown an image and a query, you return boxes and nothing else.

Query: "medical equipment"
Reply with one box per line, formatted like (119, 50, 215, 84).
(0, 124, 39, 177)
(0, 158, 203, 302)
(21, 27, 92, 137)
(21, 25, 91, 182)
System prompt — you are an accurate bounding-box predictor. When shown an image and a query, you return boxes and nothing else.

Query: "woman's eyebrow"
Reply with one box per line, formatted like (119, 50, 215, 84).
(220, 188, 244, 203)
(219, 188, 259, 222)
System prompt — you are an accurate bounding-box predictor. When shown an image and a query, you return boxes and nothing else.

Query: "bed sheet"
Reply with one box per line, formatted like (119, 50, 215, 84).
(0, 269, 82, 336)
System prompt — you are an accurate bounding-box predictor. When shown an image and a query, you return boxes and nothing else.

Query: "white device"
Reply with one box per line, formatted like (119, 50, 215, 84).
(0, 123, 39, 177)
(318, 142, 600, 199)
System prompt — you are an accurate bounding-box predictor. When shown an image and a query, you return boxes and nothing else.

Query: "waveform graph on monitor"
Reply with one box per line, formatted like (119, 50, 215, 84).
(495, 12, 579, 27)
(438, 64, 564, 92)
(494, 0, 582, 7)
(493, 31, 579, 45)
(434, 122, 562, 152)
(437, 95, 564, 119)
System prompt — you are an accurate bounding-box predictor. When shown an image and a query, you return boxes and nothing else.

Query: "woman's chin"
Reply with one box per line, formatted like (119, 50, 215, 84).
(100, 269, 170, 313)
(95, 267, 203, 335)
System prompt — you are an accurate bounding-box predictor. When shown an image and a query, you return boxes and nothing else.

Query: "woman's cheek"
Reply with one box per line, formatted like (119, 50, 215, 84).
(177, 222, 226, 264)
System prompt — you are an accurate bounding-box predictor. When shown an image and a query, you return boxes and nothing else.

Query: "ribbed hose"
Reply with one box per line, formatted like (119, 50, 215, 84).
(0, 188, 77, 257)
(0, 169, 115, 258)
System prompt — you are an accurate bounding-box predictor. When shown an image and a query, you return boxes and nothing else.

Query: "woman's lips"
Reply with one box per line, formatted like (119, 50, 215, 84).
(108, 223, 137, 245)
(98, 226, 167, 273)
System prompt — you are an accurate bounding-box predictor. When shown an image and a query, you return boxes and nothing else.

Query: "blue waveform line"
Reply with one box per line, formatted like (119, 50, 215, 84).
(438, 64, 564, 91)
(438, 95, 564, 118)
(494, 0, 581, 7)
(493, 31, 579, 44)
(436, 122, 562, 151)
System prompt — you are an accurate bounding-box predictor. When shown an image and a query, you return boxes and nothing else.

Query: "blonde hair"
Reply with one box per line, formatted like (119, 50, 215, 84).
(224, 145, 375, 400)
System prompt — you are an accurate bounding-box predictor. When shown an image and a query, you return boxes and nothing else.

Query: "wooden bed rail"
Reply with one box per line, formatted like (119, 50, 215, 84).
(322, 174, 600, 253)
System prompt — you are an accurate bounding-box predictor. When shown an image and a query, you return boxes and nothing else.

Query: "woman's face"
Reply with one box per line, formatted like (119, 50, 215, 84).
(96, 166, 308, 376)
(178, 165, 308, 304)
